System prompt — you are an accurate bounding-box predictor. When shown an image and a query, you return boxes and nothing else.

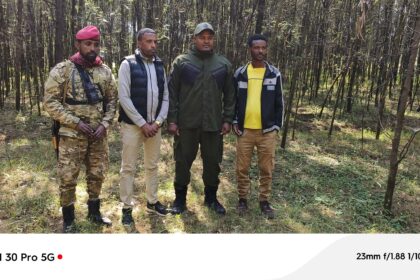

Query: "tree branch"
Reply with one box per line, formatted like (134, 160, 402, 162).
(397, 127, 420, 164)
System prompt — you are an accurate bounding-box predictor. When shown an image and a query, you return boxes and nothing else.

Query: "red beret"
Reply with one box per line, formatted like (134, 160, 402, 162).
(76, 25, 100, 41)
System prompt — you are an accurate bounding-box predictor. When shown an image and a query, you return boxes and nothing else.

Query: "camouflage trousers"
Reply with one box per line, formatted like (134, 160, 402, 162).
(58, 135, 109, 207)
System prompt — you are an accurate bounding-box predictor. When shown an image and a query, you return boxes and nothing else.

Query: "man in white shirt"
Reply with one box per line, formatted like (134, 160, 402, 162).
(118, 28, 169, 225)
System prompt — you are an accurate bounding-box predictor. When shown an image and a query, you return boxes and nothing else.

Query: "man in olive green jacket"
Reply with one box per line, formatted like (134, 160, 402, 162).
(167, 22, 235, 215)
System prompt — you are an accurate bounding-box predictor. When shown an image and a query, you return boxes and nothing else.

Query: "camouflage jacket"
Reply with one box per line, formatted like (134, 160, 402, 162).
(44, 60, 117, 138)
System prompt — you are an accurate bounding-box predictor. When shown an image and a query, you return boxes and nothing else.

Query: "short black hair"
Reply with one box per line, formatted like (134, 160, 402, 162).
(247, 34, 268, 47)
(137, 28, 156, 41)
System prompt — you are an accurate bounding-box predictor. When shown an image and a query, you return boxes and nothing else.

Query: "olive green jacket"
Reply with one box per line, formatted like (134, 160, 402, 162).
(168, 47, 235, 132)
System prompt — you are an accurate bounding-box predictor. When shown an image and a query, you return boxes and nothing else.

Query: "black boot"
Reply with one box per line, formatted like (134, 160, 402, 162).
(204, 186, 226, 215)
(87, 199, 112, 226)
(171, 187, 187, 215)
(62, 204, 75, 233)
(122, 208, 134, 225)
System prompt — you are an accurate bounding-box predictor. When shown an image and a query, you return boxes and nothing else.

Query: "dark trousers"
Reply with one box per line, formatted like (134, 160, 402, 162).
(174, 128, 222, 191)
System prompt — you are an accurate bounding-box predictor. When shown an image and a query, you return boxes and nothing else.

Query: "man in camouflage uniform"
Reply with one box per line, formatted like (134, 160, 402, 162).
(44, 26, 117, 232)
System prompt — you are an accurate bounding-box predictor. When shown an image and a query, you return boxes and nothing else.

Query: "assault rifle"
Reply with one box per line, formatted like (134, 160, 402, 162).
(52, 120, 60, 159)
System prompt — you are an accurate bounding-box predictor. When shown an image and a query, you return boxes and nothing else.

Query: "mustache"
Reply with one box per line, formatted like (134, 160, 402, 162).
(86, 51, 97, 57)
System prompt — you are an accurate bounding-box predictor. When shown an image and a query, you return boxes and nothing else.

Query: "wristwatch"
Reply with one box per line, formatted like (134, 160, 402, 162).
(154, 120, 162, 127)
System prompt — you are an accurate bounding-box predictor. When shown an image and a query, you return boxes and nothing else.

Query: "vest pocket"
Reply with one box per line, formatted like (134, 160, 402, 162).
(181, 63, 201, 85)
(211, 66, 227, 90)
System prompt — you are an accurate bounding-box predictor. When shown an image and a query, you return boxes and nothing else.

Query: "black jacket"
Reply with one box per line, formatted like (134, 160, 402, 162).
(233, 62, 284, 134)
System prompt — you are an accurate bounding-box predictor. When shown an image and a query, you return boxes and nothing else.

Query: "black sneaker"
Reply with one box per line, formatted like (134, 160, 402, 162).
(205, 198, 226, 215)
(146, 201, 168, 216)
(259, 201, 275, 219)
(122, 208, 134, 225)
(237, 198, 248, 216)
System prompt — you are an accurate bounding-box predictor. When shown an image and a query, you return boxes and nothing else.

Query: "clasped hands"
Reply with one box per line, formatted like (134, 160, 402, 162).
(76, 121, 106, 140)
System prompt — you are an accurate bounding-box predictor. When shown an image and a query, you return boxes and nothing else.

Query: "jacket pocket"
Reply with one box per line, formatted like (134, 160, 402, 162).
(211, 66, 227, 90)
(181, 63, 201, 86)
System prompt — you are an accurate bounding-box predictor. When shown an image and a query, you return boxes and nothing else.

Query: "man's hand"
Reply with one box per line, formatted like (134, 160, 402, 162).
(92, 124, 107, 140)
(232, 124, 242, 136)
(220, 122, 231, 135)
(150, 123, 160, 134)
(167, 123, 179, 136)
(76, 120, 94, 137)
(141, 123, 156, 138)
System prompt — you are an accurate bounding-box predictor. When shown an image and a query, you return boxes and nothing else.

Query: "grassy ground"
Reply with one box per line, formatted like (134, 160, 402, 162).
(0, 98, 419, 233)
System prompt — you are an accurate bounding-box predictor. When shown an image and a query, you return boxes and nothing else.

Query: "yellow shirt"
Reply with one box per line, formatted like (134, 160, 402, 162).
(244, 64, 265, 129)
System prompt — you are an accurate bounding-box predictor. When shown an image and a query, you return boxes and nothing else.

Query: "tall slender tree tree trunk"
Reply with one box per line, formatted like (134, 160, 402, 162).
(0, 0, 4, 109)
(27, 0, 41, 115)
(281, 0, 310, 148)
(38, 5, 45, 98)
(375, 0, 393, 140)
(329, 68, 348, 137)
(78, 0, 85, 30)
(14, 0, 23, 111)
(311, 0, 330, 101)
(384, 9, 420, 212)
(146, 0, 154, 28)
(71, 0, 77, 48)
(119, 0, 128, 60)
(255, 0, 265, 34)
(411, 54, 420, 110)
(54, 0, 65, 64)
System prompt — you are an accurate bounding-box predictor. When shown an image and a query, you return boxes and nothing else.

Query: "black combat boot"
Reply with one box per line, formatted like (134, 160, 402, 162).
(171, 187, 187, 215)
(62, 204, 75, 233)
(87, 199, 112, 226)
(204, 186, 226, 215)
(122, 208, 134, 225)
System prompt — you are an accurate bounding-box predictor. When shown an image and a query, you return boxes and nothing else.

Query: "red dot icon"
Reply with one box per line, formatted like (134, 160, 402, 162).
(57, 254, 63, 260)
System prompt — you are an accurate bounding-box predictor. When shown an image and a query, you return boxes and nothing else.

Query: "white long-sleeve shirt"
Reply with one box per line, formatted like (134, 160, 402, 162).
(118, 49, 169, 127)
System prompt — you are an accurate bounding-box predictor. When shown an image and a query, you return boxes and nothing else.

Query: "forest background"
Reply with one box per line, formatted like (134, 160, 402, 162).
(0, 0, 419, 233)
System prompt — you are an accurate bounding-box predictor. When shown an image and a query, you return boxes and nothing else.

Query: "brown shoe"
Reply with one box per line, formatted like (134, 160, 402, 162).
(259, 201, 275, 219)
(237, 198, 248, 216)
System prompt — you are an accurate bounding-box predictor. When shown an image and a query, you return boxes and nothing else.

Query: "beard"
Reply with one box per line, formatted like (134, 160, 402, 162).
(81, 52, 97, 63)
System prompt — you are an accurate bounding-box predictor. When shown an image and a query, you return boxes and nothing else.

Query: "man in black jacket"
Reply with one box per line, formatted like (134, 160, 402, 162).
(233, 34, 284, 219)
(168, 22, 235, 215)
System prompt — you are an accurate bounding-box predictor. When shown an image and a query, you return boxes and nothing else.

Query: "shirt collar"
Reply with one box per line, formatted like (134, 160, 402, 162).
(135, 48, 155, 63)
